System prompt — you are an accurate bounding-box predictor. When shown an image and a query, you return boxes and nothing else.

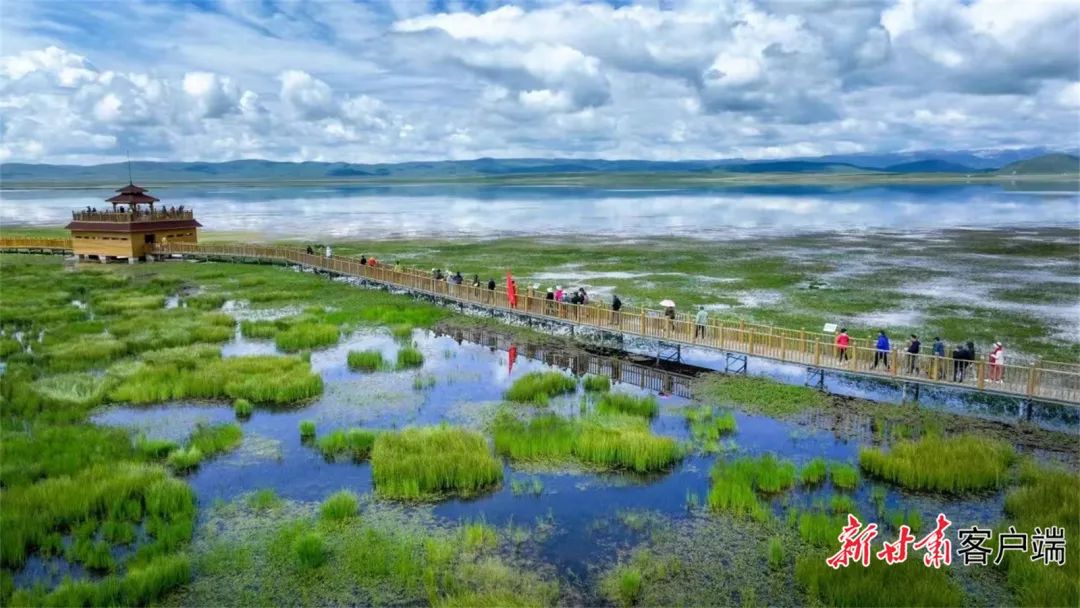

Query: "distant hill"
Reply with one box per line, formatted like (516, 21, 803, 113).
(996, 153, 1080, 175)
(2, 150, 1077, 185)
(883, 160, 981, 173)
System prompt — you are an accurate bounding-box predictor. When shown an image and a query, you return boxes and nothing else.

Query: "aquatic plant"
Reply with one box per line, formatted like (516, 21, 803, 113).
(8, 553, 192, 607)
(109, 355, 323, 405)
(185, 293, 226, 310)
(166, 446, 204, 472)
(796, 555, 963, 607)
(275, 322, 341, 352)
(95, 294, 166, 314)
(600, 565, 643, 608)
(693, 374, 828, 417)
(999, 462, 1079, 607)
(188, 423, 243, 457)
(316, 428, 378, 461)
(299, 420, 316, 440)
(493, 412, 681, 473)
(885, 508, 923, 534)
(461, 522, 499, 552)
(510, 476, 545, 497)
(504, 371, 577, 405)
(828, 494, 857, 515)
(412, 373, 437, 390)
(320, 490, 360, 521)
(246, 489, 282, 512)
(234, 398, 253, 418)
(596, 392, 659, 418)
(685, 406, 737, 448)
(140, 343, 221, 368)
(293, 531, 327, 569)
(43, 335, 129, 372)
(136, 437, 180, 461)
(390, 324, 414, 341)
(800, 458, 827, 485)
(767, 536, 785, 570)
(859, 433, 1015, 493)
(396, 346, 425, 370)
(347, 349, 386, 372)
(30, 372, 110, 408)
(582, 374, 611, 392)
(798, 511, 848, 548)
(240, 319, 279, 339)
(370, 426, 503, 500)
(829, 462, 860, 490)
(707, 454, 796, 521)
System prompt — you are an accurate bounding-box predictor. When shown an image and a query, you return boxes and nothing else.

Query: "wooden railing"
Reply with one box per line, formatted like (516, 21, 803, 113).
(0, 237, 72, 251)
(70, 210, 194, 222)
(152, 242, 1080, 405)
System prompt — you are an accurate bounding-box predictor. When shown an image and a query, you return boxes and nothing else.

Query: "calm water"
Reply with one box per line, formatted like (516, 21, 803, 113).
(72, 326, 1010, 591)
(3, 183, 1078, 238)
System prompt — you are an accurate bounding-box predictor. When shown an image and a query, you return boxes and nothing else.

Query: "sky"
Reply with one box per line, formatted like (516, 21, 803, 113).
(0, 0, 1078, 165)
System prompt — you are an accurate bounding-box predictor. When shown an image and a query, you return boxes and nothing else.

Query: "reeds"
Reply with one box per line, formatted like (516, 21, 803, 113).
(510, 476, 544, 497)
(275, 322, 341, 352)
(796, 554, 963, 607)
(166, 446, 204, 472)
(800, 458, 827, 485)
(693, 374, 828, 417)
(707, 454, 796, 521)
(247, 489, 282, 511)
(185, 293, 226, 310)
(504, 371, 577, 405)
(798, 511, 847, 547)
(859, 433, 1015, 493)
(767, 536, 785, 570)
(492, 412, 681, 473)
(347, 349, 387, 372)
(829, 462, 860, 490)
(600, 564, 643, 608)
(136, 437, 179, 461)
(685, 406, 737, 447)
(316, 428, 378, 461)
(240, 319, 279, 339)
(299, 420, 316, 440)
(371, 426, 503, 500)
(234, 398, 253, 418)
(596, 392, 659, 418)
(30, 372, 110, 408)
(461, 522, 499, 552)
(396, 346, 425, 370)
(189, 422, 243, 456)
(293, 531, 327, 569)
(390, 324, 414, 341)
(320, 490, 360, 521)
(582, 374, 611, 392)
(109, 355, 323, 405)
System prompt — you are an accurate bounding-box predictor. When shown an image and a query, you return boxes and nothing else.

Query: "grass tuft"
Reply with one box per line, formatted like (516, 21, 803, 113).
(275, 322, 340, 352)
(829, 462, 860, 490)
(315, 428, 378, 461)
(320, 490, 360, 521)
(582, 374, 611, 392)
(233, 398, 253, 419)
(859, 433, 1014, 493)
(800, 458, 827, 485)
(293, 531, 327, 569)
(504, 371, 577, 405)
(396, 346, 425, 370)
(707, 454, 796, 521)
(347, 349, 387, 372)
(299, 420, 316, 440)
(596, 392, 658, 418)
(371, 426, 502, 500)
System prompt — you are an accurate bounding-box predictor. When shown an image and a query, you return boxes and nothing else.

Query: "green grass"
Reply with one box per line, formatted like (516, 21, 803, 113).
(684, 406, 737, 449)
(767, 536, 785, 570)
(597, 550, 681, 608)
(315, 428, 378, 461)
(370, 426, 503, 500)
(600, 564, 643, 608)
(246, 489, 283, 511)
(796, 554, 964, 606)
(829, 462, 860, 490)
(999, 462, 1079, 607)
(299, 420, 316, 440)
(493, 412, 681, 473)
(293, 531, 328, 569)
(693, 374, 828, 417)
(135, 437, 180, 461)
(109, 354, 323, 405)
(186, 293, 226, 310)
(582, 374, 611, 392)
(95, 294, 166, 314)
(9, 553, 192, 607)
(828, 494, 857, 515)
(798, 511, 850, 548)
(504, 371, 577, 405)
(275, 322, 341, 352)
(240, 319, 279, 339)
(461, 522, 499, 552)
(596, 392, 658, 418)
(30, 372, 111, 408)
(320, 490, 360, 521)
(707, 454, 796, 521)
(234, 398, 253, 418)
(859, 433, 1015, 493)
(390, 324, 414, 340)
(347, 349, 387, 371)
(166, 447, 204, 472)
(884, 508, 923, 534)
(396, 346, 425, 369)
(800, 458, 827, 485)
(509, 476, 545, 497)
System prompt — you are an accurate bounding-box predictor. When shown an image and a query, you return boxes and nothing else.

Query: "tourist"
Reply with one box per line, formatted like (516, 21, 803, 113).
(932, 337, 945, 378)
(306, 245, 314, 255)
(555, 285, 564, 302)
(472, 274, 481, 288)
(952, 344, 967, 382)
(325, 245, 332, 258)
(873, 330, 890, 369)
(360, 255, 367, 265)
(694, 306, 708, 339)
(989, 342, 1005, 382)
(487, 278, 496, 290)
(452, 271, 463, 285)
(578, 287, 588, 305)
(836, 328, 850, 362)
(610, 294, 622, 325)
(394, 261, 402, 272)
(663, 304, 676, 330)
(906, 334, 921, 374)
(368, 256, 377, 267)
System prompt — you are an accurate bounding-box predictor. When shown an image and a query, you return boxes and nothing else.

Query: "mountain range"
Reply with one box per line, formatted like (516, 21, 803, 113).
(1, 150, 1076, 185)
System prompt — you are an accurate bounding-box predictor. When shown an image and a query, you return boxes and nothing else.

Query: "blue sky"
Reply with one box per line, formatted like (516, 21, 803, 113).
(1, 0, 1077, 164)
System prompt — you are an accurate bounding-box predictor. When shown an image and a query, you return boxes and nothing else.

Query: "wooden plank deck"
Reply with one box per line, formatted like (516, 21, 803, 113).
(2, 237, 1077, 405)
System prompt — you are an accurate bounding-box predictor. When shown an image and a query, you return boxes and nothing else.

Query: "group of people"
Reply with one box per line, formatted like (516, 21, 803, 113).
(79, 205, 185, 216)
(834, 328, 1007, 383)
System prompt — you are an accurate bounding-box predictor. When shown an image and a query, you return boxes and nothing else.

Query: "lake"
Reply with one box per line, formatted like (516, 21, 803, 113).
(2, 182, 1078, 238)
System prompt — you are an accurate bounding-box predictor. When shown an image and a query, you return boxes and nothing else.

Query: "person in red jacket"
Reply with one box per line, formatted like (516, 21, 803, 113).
(835, 328, 850, 362)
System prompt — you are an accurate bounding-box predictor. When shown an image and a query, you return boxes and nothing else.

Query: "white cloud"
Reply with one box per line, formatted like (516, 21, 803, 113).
(0, 1, 1075, 164)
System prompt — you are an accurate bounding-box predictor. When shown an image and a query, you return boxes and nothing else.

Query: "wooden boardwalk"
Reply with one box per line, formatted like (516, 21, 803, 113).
(2, 237, 1078, 405)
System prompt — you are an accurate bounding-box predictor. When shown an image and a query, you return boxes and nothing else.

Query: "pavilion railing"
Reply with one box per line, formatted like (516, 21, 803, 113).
(70, 210, 195, 223)
(151, 241, 1080, 405)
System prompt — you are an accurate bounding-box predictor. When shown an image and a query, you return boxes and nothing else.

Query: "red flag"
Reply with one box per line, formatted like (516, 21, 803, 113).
(506, 271, 517, 308)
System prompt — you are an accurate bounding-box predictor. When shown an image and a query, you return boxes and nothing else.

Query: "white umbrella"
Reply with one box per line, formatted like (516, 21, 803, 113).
(659, 299, 676, 307)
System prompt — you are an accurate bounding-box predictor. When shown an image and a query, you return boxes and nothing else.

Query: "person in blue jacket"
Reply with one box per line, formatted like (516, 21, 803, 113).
(873, 330, 890, 369)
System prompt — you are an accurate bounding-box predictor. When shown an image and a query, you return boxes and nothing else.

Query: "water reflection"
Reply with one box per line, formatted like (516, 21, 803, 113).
(3, 183, 1077, 238)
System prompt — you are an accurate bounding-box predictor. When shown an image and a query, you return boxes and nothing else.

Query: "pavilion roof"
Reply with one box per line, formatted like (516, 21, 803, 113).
(106, 183, 159, 205)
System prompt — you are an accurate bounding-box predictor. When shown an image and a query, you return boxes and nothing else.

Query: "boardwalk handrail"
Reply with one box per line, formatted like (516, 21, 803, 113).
(147, 241, 1080, 405)
(0, 237, 73, 250)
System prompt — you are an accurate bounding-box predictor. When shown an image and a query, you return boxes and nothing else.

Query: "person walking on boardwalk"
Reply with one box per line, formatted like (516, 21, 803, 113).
(472, 274, 481, 288)
(835, 328, 850, 362)
(906, 334, 921, 374)
(452, 271, 463, 285)
(611, 294, 622, 325)
(873, 330, 889, 368)
(694, 306, 708, 339)
(660, 300, 676, 332)
(555, 286, 564, 302)
(360, 255, 367, 266)
(325, 245, 332, 258)
(932, 337, 945, 379)
(989, 342, 1005, 382)
(306, 245, 314, 255)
